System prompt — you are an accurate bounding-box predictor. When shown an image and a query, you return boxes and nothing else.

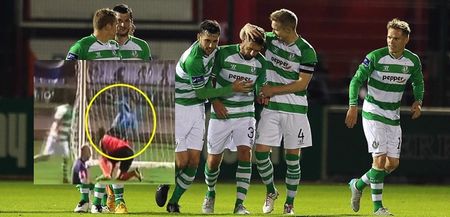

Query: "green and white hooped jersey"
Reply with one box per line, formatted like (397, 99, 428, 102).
(119, 36, 152, 60)
(175, 41, 216, 106)
(211, 44, 267, 119)
(264, 32, 318, 115)
(66, 35, 121, 60)
(54, 104, 72, 140)
(349, 47, 424, 126)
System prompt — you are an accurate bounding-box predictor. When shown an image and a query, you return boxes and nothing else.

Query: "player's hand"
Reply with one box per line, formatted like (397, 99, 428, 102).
(411, 101, 422, 119)
(241, 23, 264, 41)
(256, 96, 270, 105)
(212, 99, 228, 119)
(260, 85, 276, 98)
(232, 79, 253, 93)
(345, 105, 358, 128)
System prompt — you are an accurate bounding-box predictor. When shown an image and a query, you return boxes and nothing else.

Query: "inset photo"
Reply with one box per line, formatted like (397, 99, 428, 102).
(34, 60, 175, 185)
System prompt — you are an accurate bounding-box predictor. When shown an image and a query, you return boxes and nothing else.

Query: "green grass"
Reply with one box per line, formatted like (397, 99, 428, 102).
(0, 181, 449, 216)
(34, 141, 175, 185)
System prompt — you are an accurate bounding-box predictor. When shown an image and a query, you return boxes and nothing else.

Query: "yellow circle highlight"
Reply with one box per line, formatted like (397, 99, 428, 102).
(85, 83, 157, 161)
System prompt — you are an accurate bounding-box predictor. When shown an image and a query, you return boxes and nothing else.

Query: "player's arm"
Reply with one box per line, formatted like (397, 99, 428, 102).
(188, 57, 252, 99)
(410, 59, 424, 119)
(260, 71, 313, 97)
(255, 57, 269, 105)
(345, 55, 373, 128)
(260, 48, 317, 97)
(240, 23, 265, 41)
(66, 42, 82, 60)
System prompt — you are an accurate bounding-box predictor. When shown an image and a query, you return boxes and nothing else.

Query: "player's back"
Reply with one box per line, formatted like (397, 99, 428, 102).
(66, 35, 121, 60)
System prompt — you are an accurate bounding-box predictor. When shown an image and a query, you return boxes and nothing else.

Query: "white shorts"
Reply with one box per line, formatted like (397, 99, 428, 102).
(207, 117, 255, 154)
(255, 109, 312, 149)
(362, 118, 402, 158)
(175, 103, 205, 152)
(42, 134, 70, 158)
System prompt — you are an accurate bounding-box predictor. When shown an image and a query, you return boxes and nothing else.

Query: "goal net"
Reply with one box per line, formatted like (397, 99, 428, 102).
(71, 60, 175, 170)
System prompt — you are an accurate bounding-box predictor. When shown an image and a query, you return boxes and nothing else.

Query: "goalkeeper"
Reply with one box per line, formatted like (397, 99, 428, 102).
(98, 97, 142, 214)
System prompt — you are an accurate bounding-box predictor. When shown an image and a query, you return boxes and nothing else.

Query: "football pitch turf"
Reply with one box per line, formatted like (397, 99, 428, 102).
(34, 141, 175, 185)
(0, 181, 448, 216)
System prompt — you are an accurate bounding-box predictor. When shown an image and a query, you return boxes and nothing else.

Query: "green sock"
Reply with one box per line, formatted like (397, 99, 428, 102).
(113, 184, 125, 205)
(93, 183, 106, 206)
(169, 167, 197, 204)
(204, 164, 219, 198)
(285, 154, 301, 205)
(255, 152, 276, 194)
(235, 161, 251, 207)
(367, 168, 388, 212)
(356, 171, 370, 191)
(78, 184, 90, 202)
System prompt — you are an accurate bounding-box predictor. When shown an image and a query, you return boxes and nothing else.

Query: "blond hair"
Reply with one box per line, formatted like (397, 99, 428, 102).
(387, 18, 411, 36)
(270, 9, 298, 30)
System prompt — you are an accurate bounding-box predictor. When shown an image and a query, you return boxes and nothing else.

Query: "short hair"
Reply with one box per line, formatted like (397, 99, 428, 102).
(93, 8, 116, 30)
(387, 18, 411, 36)
(270, 9, 298, 30)
(199, 20, 221, 35)
(113, 4, 133, 20)
(248, 26, 266, 47)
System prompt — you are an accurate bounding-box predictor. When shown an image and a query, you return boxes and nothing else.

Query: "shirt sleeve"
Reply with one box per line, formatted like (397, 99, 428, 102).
(349, 53, 374, 105)
(66, 42, 82, 60)
(410, 58, 424, 102)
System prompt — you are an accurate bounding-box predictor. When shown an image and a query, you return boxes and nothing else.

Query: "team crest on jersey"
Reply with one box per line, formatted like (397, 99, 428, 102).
(383, 65, 390, 71)
(288, 53, 296, 61)
(132, 50, 138, 57)
(273, 47, 279, 54)
(402, 65, 409, 73)
(250, 66, 256, 74)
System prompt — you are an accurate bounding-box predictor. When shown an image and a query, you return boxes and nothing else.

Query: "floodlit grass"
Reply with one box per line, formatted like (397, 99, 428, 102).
(0, 181, 449, 216)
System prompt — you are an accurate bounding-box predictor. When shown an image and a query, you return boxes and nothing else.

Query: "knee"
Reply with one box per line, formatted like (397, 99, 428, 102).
(207, 156, 221, 170)
(385, 161, 399, 173)
(188, 158, 200, 168)
(176, 158, 188, 169)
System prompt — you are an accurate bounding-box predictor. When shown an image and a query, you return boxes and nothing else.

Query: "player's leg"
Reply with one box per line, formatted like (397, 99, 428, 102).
(201, 118, 231, 213)
(234, 145, 252, 214)
(91, 183, 106, 213)
(168, 149, 201, 208)
(202, 153, 222, 214)
(166, 104, 205, 213)
(370, 155, 390, 215)
(61, 140, 70, 183)
(281, 114, 312, 215)
(73, 184, 91, 213)
(255, 109, 280, 202)
(372, 126, 401, 216)
(232, 117, 255, 214)
(34, 133, 56, 162)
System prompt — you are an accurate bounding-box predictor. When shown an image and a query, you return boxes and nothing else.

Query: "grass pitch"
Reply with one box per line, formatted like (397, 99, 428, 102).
(0, 181, 448, 216)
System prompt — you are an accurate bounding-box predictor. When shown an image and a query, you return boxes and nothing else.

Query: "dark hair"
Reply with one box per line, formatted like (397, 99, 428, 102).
(199, 20, 221, 35)
(93, 8, 116, 30)
(113, 4, 133, 19)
